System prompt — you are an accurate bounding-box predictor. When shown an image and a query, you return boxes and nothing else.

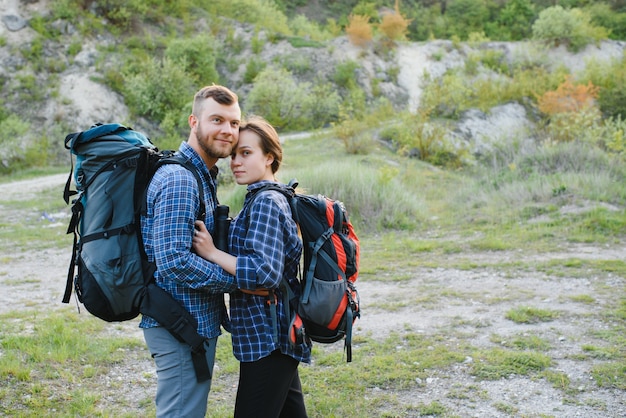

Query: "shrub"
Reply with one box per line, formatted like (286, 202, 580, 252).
(537, 75, 602, 143)
(420, 70, 470, 118)
(593, 116, 626, 155)
(479, 49, 508, 73)
(333, 60, 360, 91)
(245, 66, 338, 131)
(243, 58, 267, 84)
(582, 53, 626, 119)
(378, 0, 411, 42)
(305, 81, 342, 128)
(279, 53, 312, 76)
(346, 14, 373, 47)
(537, 75, 599, 116)
(333, 117, 370, 155)
(29, 14, 61, 40)
(288, 14, 331, 42)
(491, 0, 536, 41)
(587, 2, 626, 40)
(532, 6, 609, 52)
(124, 57, 194, 122)
(546, 107, 602, 143)
(444, 0, 490, 40)
(84, 0, 166, 32)
(0, 114, 29, 172)
(351, 2, 380, 23)
(51, 0, 81, 20)
(389, 111, 465, 168)
(338, 88, 367, 123)
(165, 35, 219, 85)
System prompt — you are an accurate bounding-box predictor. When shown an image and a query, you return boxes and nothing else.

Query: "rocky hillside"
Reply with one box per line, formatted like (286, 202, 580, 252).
(1, 0, 625, 164)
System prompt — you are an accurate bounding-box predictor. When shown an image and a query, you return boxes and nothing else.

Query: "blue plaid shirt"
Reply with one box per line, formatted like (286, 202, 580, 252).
(228, 181, 311, 363)
(140, 142, 236, 338)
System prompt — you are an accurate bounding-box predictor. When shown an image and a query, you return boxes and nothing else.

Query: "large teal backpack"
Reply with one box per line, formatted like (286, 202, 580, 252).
(63, 123, 212, 382)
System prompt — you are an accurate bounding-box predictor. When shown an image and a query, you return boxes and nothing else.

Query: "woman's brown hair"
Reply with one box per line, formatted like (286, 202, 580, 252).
(238, 115, 283, 174)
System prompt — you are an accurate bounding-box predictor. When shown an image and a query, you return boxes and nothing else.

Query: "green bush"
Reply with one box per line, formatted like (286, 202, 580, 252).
(587, 2, 626, 40)
(333, 60, 360, 91)
(29, 14, 61, 40)
(288, 14, 331, 42)
(203, 0, 292, 36)
(305, 81, 341, 128)
(124, 57, 194, 123)
(245, 68, 341, 131)
(51, 0, 82, 20)
(488, 0, 536, 41)
(388, 111, 466, 168)
(245, 66, 310, 130)
(593, 116, 626, 155)
(420, 70, 469, 118)
(532, 6, 609, 52)
(444, 0, 490, 40)
(545, 107, 602, 143)
(582, 52, 626, 119)
(278, 53, 312, 76)
(0, 115, 30, 172)
(479, 49, 508, 74)
(243, 58, 267, 84)
(165, 35, 219, 85)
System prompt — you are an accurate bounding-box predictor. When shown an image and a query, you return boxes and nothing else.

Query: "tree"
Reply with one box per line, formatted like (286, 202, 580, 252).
(444, 0, 490, 40)
(497, 0, 536, 41)
(346, 14, 373, 47)
(379, 0, 412, 41)
(532, 6, 609, 51)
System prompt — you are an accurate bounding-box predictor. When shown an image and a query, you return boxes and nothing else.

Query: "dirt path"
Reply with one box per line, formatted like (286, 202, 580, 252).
(1, 174, 625, 417)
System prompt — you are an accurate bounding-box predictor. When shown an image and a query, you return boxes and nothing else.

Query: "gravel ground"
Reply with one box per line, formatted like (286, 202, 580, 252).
(0, 174, 625, 417)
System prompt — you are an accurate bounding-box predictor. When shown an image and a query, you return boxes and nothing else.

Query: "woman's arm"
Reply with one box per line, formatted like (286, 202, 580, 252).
(192, 220, 237, 275)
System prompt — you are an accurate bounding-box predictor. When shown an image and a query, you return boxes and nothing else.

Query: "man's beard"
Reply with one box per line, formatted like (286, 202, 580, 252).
(197, 122, 232, 159)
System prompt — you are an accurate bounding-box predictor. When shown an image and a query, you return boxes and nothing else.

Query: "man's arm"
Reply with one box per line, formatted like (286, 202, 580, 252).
(151, 166, 237, 293)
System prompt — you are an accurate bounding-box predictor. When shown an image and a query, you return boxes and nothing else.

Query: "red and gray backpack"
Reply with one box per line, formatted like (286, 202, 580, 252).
(253, 180, 361, 362)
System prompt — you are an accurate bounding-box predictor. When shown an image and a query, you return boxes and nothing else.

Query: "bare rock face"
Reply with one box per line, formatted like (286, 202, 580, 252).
(451, 103, 536, 156)
(56, 73, 130, 131)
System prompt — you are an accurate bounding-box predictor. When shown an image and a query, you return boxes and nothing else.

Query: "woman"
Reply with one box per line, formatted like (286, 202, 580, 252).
(193, 115, 311, 417)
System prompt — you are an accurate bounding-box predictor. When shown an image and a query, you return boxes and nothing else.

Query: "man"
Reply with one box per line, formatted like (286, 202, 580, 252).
(140, 85, 241, 417)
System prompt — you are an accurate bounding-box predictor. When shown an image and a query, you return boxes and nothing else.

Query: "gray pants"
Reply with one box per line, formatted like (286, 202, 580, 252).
(143, 327, 217, 418)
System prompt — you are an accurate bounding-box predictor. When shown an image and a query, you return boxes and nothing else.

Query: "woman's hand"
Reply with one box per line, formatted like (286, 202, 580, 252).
(192, 220, 217, 262)
(193, 220, 237, 275)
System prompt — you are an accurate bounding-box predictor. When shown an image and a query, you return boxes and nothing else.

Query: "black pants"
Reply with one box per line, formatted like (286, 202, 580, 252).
(234, 350, 307, 418)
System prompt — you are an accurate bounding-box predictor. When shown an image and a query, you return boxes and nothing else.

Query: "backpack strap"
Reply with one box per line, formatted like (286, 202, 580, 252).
(244, 182, 299, 345)
(139, 154, 213, 382)
(156, 154, 207, 220)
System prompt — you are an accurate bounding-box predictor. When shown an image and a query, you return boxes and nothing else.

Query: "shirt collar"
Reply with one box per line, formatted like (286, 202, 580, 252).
(178, 141, 219, 179)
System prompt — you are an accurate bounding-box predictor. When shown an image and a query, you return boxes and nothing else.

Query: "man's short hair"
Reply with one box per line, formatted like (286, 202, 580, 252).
(192, 85, 238, 115)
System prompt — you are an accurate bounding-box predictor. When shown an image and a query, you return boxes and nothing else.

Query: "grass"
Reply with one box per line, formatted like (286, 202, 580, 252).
(0, 310, 150, 417)
(0, 186, 69, 253)
(470, 348, 552, 380)
(505, 306, 561, 324)
(1, 132, 625, 416)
